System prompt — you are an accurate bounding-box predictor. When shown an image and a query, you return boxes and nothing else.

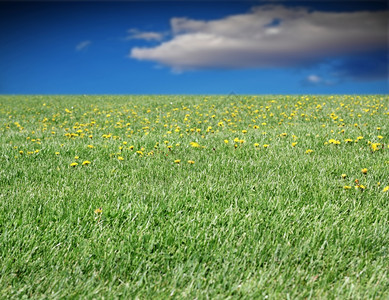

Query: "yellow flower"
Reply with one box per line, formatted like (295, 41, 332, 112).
(305, 149, 313, 154)
(174, 159, 181, 164)
(377, 135, 383, 139)
(361, 168, 368, 174)
(82, 160, 91, 166)
(55, 152, 60, 155)
(94, 207, 102, 214)
(341, 174, 347, 179)
(190, 142, 201, 148)
(187, 160, 195, 164)
(328, 139, 340, 145)
(254, 143, 260, 148)
(263, 144, 269, 148)
(291, 142, 297, 147)
(343, 186, 351, 190)
(355, 184, 365, 190)
(87, 145, 94, 149)
(371, 143, 381, 152)
(383, 186, 389, 192)
(118, 156, 124, 161)
(242, 130, 247, 134)
(224, 139, 229, 144)
(70, 162, 78, 167)
(75, 156, 79, 159)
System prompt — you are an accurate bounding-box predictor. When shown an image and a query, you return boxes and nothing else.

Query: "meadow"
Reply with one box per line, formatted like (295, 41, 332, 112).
(0, 94, 388, 299)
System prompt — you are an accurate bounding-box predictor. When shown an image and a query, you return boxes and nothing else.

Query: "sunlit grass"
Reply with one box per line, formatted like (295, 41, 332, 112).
(0, 95, 388, 298)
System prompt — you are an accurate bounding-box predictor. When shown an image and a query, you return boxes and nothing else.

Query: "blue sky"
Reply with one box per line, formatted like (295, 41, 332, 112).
(0, 1, 388, 94)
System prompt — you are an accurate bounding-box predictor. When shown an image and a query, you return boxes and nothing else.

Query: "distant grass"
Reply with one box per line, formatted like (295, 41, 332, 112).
(0, 95, 388, 298)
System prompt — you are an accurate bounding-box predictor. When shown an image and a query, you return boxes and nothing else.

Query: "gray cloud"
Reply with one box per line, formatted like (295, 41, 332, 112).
(130, 5, 388, 72)
(75, 40, 91, 51)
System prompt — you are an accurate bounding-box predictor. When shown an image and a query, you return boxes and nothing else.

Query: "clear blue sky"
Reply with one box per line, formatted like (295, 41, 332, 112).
(0, 1, 388, 94)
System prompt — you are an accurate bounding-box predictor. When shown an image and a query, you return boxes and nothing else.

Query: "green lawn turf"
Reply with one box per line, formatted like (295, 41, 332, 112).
(0, 95, 388, 298)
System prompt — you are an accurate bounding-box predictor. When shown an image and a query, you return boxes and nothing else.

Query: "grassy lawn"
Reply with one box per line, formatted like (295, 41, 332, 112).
(0, 95, 388, 298)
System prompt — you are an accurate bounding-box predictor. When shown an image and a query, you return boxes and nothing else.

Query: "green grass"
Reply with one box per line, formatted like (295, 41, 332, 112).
(0, 95, 388, 298)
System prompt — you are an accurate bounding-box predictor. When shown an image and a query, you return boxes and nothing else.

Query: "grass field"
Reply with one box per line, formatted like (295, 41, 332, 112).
(0, 95, 388, 298)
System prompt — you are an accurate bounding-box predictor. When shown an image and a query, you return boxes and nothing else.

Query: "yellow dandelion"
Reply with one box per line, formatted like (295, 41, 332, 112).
(87, 145, 94, 149)
(355, 184, 365, 190)
(187, 160, 195, 164)
(382, 186, 389, 192)
(343, 186, 351, 190)
(254, 143, 260, 148)
(292, 142, 297, 147)
(263, 144, 269, 148)
(371, 143, 381, 152)
(174, 159, 181, 164)
(224, 139, 229, 144)
(70, 162, 78, 167)
(305, 149, 313, 154)
(55, 152, 60, 155)
(82, 160, 91, 166)
(94, 207, 102, 214)
(190, 142, 201, 148)
(118, 156, 124, 161)
(341, 174, 347, 179)
(361, 168, 368, 174)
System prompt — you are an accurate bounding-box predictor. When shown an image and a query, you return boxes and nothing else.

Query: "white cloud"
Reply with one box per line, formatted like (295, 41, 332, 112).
(75, 40, 91, 51)
(307, 74, 321, 83)
(303, 74, 336, 86)
(126, 29, 164, 41)
(129, 5, 388, 71)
